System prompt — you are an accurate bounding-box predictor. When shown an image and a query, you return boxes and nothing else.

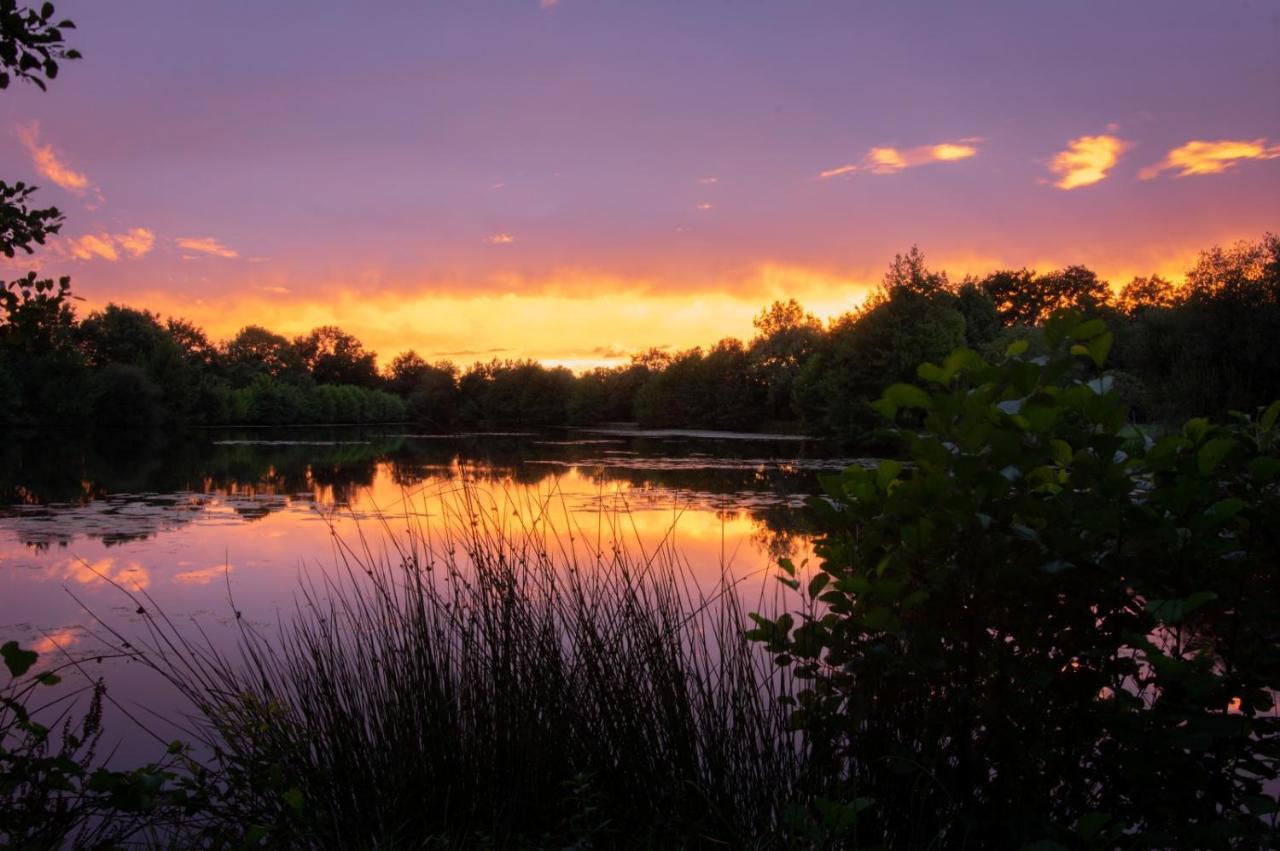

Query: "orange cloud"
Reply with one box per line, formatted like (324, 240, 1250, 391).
(68, 233, 120, 261)
(820, 140, 980, 178)
(1048, 134, 1130, 189)
(172, 563, 233, 585)
(695, 202, 713, 211)
(16, 123, 90, 193)
(116, 227, 156, 257)
(484, 233, 515, 244)
(1139, 138, 1280, 179)
(176, 236, 239, 258)
(64, 227, 156, 261)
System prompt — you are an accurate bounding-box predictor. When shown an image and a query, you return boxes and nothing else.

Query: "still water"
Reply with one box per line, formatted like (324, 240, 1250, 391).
(1, 426, 860, 762)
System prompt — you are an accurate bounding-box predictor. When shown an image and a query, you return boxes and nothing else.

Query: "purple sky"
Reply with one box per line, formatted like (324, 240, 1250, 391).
(3, 0, 1278, 364)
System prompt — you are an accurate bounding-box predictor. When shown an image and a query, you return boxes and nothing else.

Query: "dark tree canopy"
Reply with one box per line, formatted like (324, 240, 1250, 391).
(294, 325, 379, 388)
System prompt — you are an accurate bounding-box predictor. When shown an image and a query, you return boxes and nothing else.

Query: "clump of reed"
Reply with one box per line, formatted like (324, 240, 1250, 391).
(105, 483, 804, 847)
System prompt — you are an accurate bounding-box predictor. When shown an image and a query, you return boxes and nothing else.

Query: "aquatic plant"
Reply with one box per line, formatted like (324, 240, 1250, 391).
(89, 484, 804, 847)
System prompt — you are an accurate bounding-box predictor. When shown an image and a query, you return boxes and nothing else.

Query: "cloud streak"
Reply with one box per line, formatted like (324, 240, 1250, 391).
(16, 123, 90, 193)
(177, 236, 239, 258)
(1139, 138, 1280, 179)
(1048, 134, 1130, 189)
(484, 233, 515, 245)
(819, 139, 980, 178)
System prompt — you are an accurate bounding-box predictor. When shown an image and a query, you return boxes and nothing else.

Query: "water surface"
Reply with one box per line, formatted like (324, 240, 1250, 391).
(1, 426, 856, 761)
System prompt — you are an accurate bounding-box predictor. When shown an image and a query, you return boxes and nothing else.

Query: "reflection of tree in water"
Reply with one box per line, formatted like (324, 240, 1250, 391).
(0, 428, 838, 548)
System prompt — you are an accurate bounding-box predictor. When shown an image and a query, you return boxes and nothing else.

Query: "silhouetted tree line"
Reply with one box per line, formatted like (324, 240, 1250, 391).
(3, 236, 1278, 436)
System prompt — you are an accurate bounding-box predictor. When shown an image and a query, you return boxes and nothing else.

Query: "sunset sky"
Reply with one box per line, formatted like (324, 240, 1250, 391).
(2, 0, 1278, 369)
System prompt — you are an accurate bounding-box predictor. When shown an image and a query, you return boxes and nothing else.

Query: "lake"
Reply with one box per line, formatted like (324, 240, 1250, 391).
(0, 426, 861, 763)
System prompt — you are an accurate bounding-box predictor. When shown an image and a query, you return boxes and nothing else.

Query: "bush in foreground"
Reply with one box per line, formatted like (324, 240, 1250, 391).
(750, 311, 1280, 847)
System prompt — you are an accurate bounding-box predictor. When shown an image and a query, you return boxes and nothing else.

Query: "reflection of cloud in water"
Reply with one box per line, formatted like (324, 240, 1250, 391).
(172, 562, 234, 585)
(56, 556, 150, 590)
(33, 627, 83, 656)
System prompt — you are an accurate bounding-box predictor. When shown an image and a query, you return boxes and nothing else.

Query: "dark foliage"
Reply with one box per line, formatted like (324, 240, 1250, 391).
(750, 312, 1280, 846)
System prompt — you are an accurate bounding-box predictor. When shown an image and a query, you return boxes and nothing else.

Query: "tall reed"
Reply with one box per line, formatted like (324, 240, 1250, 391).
(99, 482, 805, 847)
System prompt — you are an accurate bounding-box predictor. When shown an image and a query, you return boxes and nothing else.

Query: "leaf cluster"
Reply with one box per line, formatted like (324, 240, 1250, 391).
(0, 0, 79, 91)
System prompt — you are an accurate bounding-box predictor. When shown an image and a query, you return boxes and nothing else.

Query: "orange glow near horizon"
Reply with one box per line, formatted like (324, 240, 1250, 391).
(59, 239, 1237, 372)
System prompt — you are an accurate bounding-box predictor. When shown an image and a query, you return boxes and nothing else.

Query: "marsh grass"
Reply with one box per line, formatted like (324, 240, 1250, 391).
(90, 481, 805, 847)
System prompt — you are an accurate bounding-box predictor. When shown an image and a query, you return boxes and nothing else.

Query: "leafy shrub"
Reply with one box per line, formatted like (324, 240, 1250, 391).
(750, 311, 1280, 846)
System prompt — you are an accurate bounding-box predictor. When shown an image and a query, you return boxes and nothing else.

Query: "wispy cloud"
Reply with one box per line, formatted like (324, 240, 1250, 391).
(1048, 134, 1130, 189)
(819, 139, 980, 178)
(176, 236, 239, 258)
(435, 346, 510, 357)
(695, 202, 713, 211)
(1139, 138, 1280, 179)
(16, 122, 90, 193)
(484, 233, 515, 245)
(697, 176, 719, 184)
(540, 0, 557, 8)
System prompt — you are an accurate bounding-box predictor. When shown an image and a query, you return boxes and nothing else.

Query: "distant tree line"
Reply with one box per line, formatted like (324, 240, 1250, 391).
(2, 235, 1278, 437)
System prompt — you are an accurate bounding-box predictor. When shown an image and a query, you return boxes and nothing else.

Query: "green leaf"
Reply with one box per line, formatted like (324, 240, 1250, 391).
(282, 786, 305, 816)
(1075, 812, 1110, 840)
(943, 347, 987, 376)
(1069, 318, 1108, 341)
(1146, 591, 1218, 624)
(1196, 437, 1235, 475)
(1086, 331, 1113, 367)
(881, 383, 932, 410)
(1005, 338, 1030, 356)
(875, 459, 903, 490)
(1260, 400, 1280, 433)
(916, 362, 948, 385)
(2, 641, 38, 678)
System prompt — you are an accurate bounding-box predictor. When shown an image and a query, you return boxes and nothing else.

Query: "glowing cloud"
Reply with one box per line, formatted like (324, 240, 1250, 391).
(115, 227, 156, 257)
(485, 233, 515, 244)
(1139, 138, 1280, 179)
(1048, 134, 1131, 189)
(819, 140, 979, 178)
(176, 236, 239, 258)
(65, 227, 156, 261)
(696, 202, 714, 211)
(68, 233, 120, 261)
(16, 123, 90, 193)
